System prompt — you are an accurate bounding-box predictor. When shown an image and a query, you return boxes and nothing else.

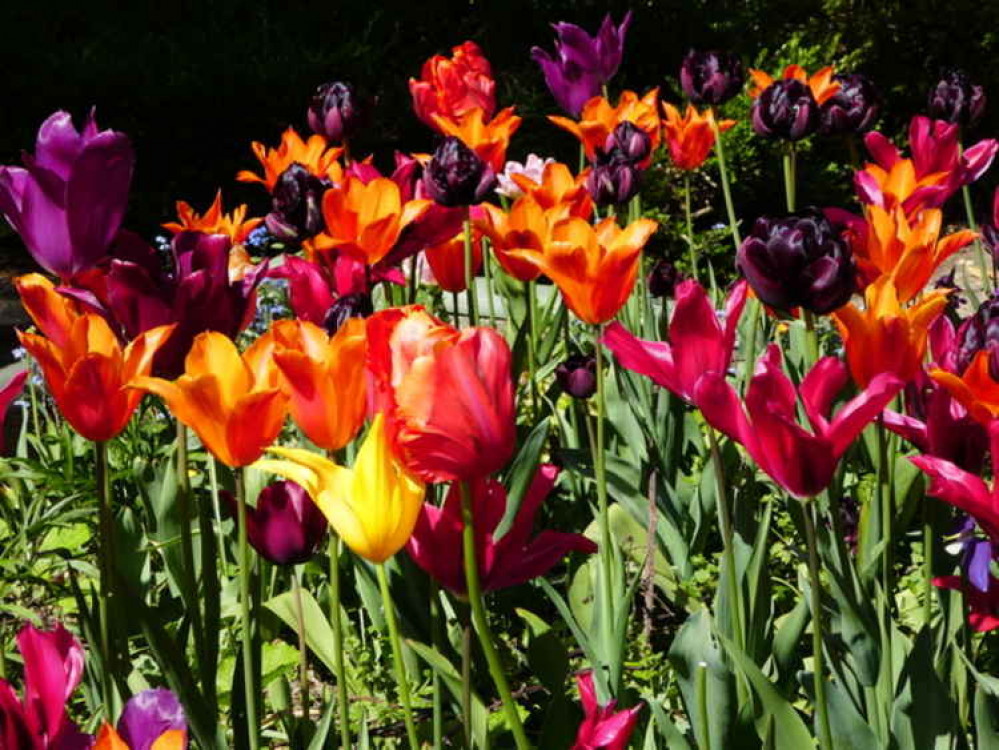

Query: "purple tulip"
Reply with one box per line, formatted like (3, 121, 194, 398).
(324, 292, 374, 335)
(0, 110, 134, 281)
(956, 292, 999, 376)
(308, 81, 365, 143)
(118, 688, 187, 750)
(585, 161, 641, 206)
(244, 481, 328, 565)
(819, 73, 881, 136)
(647, 259, 680, 299)
(601, 121, 651, 166)
(422, 137, 496, 207)
(928, 69, 986, 129)
(531, 12, 632, 116)
(265, 163, 328, 241)
(751, 79, 819, 141)
(680, 50, 744, 106)
(555, 354, 597, 399)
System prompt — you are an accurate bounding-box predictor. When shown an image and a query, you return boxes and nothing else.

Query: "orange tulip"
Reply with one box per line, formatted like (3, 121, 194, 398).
(161, 189, 262, 243)
(432, 106, 522, 171)
(264, 317, 368, 452)
(236, 126, 343, 190)
(749, 64, 840, 105)
(132, 331, 288, 467)
(320, 176, 432, 266)
(15, 274, 174, 442)
(832, 277, 949, 388)
(475, 195, 568, 282)
(849, 205, 975, 302)
(549, 89, 661, 164)
(93, 724, 185, 750)
(409, 41, 497, 132)
(661, 103, 735, 171)
(931, 350, 999, 425)
(424, 227, 484, 292)
(510, 216, 658, 325)
(510, 161, 592, 218)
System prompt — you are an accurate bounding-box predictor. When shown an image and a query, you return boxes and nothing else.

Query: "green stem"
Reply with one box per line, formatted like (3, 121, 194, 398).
(803, 500, 833, 750)
(461, 620, 472, 750)
(292, 567, 310, 721)
(923, 501, 934, 627)
(208, 456, 229, 579)
(592, 327, 617, 692)
(783, 146, 797, 213)
(408, 254, 419, 304)
(328, 535, 352, 749)
(802, 309, 819, 365)
(430, 582, 444, 749)
(376, 564, 420, 750)
(525, 280, 540, 420)
(708, 428, 745, 651)
(452, 290, 462, 327)
(695, 661, 711, 750)
(464, 210, 479, 327)
(483, 242, 498, 326)
(709, 113, 742, 250)
(685, 172, 699, 282)
(961, 183, 993, 293)
(175, 423, 205, 684)
(460, 481, 531, 749)
(877, 416, 893, 606)
(234, 469, 260, 750)
(95, 440, 116, 717)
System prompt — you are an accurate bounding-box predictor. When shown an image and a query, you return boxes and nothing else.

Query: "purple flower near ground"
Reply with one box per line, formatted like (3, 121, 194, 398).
(118, 688, 188, 750)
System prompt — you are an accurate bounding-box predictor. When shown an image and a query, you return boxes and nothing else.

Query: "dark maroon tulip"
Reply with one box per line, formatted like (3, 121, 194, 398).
(928, 69, 986, 129)
(422, 136, 496, 207)
(680, 50, 744, 106)
(118, 688, 187, 750)
(556, 354, 597, 400)
(245, 481, 328, 566)
(265, 163, 327, 241)
(601, 121, 651, 166)
(0, 110, 133, 281)
(956, 292, 999, 376)
(324, 292, 374, 335)
(819, 73, 881, 135)
(736, 208, 855, 313)
(585, 161, 640, 206)
(308, 81, 365, 143)
(751, 79, 819, 141)
(647, 259, 680, 298)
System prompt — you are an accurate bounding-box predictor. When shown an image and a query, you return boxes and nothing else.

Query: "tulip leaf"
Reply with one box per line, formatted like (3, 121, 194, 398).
(647, 698, 694, 749)
(307, 698, 338, 750)
(495, 419, 550, 540)
(407, 639, 490, 748)
(890, 627, 960, 750)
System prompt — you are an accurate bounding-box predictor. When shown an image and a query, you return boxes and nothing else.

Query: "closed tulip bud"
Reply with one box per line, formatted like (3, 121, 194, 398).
(602, 121, 652, 166)
(820, 73, 881, 135)
(648, 258, 680, 298)
(267, 163, 327, 241)
(956, 294, 999, 376)
(556, 353, 597, 399)
(241, 481, 328, 565)
(928, 69, 986, 129)
(737, 208, 855, 313)
(751, 78, 819, 141)
(585, 161, 640, 206)
(422, 136, 496, 207)
(323, 292, 373, 335)
(308, 81, 364, 142)
(680, 49, 745, 106)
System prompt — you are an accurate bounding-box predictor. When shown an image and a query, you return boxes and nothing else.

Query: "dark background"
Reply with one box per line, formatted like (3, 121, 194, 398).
(3, 0, 999, 267)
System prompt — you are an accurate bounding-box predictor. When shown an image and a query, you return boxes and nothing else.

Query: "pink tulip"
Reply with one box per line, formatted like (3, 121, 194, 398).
(571, 671, 641, 750)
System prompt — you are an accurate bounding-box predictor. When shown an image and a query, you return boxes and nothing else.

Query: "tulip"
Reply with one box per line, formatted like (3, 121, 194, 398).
(603, 279, 747, 404)
(308, 81, 365, 143)
(932, 574, 999, 632)
(832, 277, 949, 388)
(647, 258, 680, 298)
(409, 41, 496, 132)
(265, 164, 328, 241)
(266, 317, 367, 452)
(530, 48, 601, 118)
(695, 344, 903, 498)
(555, 354, 598, 399)
(0, 109, 133, 280)
(0, 622, 89, 749)
(956, 292, 999, 375)
(511, 216, 658, 325)
(324, 293, 374, 334)
(424, 227, 484, 292)
(496, 154, 555, 199)
(422, 136, 496, 207)
(16, 274, 174, 442)
(662, 102, 735, 171)
(928, 69, 986, 128)
(476, 195, 561, 282)
(131, 331, 287, 467)
(982, 187, 999, 262)
(819, 73, 881, 136)
(680, 50, 745, 106)
(748, 65, 841, 105)
(266, 255, 336, 325)
(951, 515, 997, 594)
(549, 89, 661, 165)
(432, 107, 521, 173)
(585, 161, 641, 206)
(234, 480, 329, 565)
(736, 208, 855, 313)
(571, 670, 642, 750)
(257, 414, 424, 563)
(110, 688, 188, 750)
(366, 306, 516, 482)
(600, 121, 651, 166)
(930, 346, 999, 425)
(508, 161, 593, 218)
(0, 369, 27, 454)
(162, 190, 262, 244)
(237, 127, 343, 190)
(751, 78, 820, 141)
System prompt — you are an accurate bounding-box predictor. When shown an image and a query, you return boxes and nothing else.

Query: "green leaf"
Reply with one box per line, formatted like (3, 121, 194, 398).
(407, 639, 490, 748)
(495, 419, 549, 540)
(890, 628, 960, 750)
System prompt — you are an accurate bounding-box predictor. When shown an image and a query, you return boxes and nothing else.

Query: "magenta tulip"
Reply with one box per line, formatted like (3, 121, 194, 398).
(0, 369, 27, 454)
(571, 670, 642, 750)
(245, 481, 329, 566)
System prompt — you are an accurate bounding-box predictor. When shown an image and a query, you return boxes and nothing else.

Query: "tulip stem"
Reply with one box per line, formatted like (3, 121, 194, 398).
(525, 280, 540, 421)
(234, 469, 260, 750)
(461, 619, 473, 749)
(464, 211, 480, 327)
(783, 146, 797, 213)
(95, 440, 117, 717)
(593, 326, 618, 692)
(707, 427, 744, 651)
(961, 183, 993, 293)
(803, 499, 833, 750)
(459, 481, 532, 750)
(709, 113, 742, 250)
(376, 563, 420, 750)
(292, 566, 310, 721)
(802, 309, 820, 365)
(695, 661, 710, 750)
(452, 291, 462, 327)
(684, 173, 699, 282)
(328, 535, 352, 749)
(430, 582, 444, 749)
(208, 456, 230, 579)
(175, 423, 206, 687)
(483, 242, 498, 326)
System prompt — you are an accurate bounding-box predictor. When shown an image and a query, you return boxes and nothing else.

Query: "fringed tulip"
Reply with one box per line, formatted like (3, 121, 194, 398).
(237, 127, 343, 190)
(409, 41, 496, 132)
(162, 190, 261, 244)
(603, 279, 747, 404)
(421, 137, 496, 207)
(680, 50, 745, 106)
(406, 464, 596, 593)
(0, 110, 133, 281)
(662, 103, 735, 171)
(751, 79, 820, 141)
(424, 226, 484, 292)
(695, 344, 903, 498)
(571, 670, 642, 750)
(16, 274, 174, 442)
(549, 89, 661, 164)
(432, 107, 521, 172)
(928, 69, 986, 128)
(257, 414, 425, 564)
(131, 332, 287, 467)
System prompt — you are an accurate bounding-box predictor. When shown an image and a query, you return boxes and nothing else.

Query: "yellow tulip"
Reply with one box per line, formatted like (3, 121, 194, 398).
(255, 414, 425, 563)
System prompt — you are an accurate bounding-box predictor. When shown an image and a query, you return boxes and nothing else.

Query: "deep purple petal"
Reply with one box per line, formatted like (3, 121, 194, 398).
(118, 688, 187, 750)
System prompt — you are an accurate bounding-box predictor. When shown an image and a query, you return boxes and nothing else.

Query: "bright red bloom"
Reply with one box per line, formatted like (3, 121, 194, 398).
(571, 670, 642, 750)
(409, 41, 497, 132)
(932, 575, 999, 632)
(603, 279, 747, 404)
(695, 345, 903, 498)
(424, 226, 483, 293)
(406, 464, 596, 593)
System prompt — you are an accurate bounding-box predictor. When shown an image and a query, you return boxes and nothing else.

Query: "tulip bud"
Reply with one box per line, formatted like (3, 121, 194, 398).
(737, 208, 855, 313)
(242, 481, 328, 565)
(751, 79, 819, 141)
(680, 49, 745, 106)
(266, 163, 327, 242)
(585, 162, 641, 206)
(601, 121, 652, 166)
(928, 69, 986, 129)
(308, 81, 364, 142)
(819, 73, 881, 136)
(647, 258, 680, 298)
(556, 354, 597, 399)
(956, 293, 999, 376)
(323, 292, 374, 335)
(422, 136, 497, 207)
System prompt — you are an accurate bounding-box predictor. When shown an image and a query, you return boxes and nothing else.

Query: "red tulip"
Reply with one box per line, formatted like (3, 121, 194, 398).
(571, 670, 642, 750)
(406, 464, 596, 593)
(932, 575, 999, 632)
(695, 345, 902, 498)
